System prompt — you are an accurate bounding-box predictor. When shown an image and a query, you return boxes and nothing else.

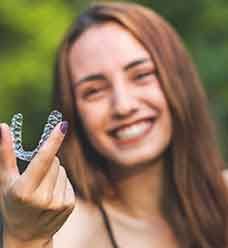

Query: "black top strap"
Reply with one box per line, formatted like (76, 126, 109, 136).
(98, 204, 119, 248)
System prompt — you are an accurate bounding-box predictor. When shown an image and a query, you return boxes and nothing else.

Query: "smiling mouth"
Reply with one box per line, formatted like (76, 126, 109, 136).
(109, 118, 156, 146)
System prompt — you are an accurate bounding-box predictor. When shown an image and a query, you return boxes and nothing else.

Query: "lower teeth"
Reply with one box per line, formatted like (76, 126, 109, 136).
(116, 124, 152, 140)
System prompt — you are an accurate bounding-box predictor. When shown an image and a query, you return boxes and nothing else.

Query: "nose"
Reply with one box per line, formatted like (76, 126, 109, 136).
(111, 85, 138, 118)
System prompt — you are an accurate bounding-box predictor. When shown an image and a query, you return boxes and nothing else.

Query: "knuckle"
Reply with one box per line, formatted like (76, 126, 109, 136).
(34, 192, 53, 208)
(47, 198, 74, 213)
(9, 187, 31, 204)
(55, 132, 64, 144)
(44, 198, 75, 213)
(39, 193, 53, 207)
(47, 202, 65, 212)
(49, 133, 63, 150)
(64, 194, 76, 210)
(50, 158, 59, 174)
(34, 155, 49, 168)
(53, 156, 60, 165)
(65, 198, 76, 211)
(59, 165, 67, 178)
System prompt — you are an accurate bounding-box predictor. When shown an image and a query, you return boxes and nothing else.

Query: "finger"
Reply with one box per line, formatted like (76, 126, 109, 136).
(64, 178, 76, 207)
(0, 123, 19, 185)
(21, 121, 68, 188)
(48, 165, 67, 210)
(31, 157, 60, 200)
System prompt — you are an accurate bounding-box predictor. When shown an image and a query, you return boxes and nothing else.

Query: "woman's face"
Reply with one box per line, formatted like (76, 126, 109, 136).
(69, 22, 172, 167)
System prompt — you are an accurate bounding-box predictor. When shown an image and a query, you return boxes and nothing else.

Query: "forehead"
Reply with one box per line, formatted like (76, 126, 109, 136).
(69, 22, 153, 77)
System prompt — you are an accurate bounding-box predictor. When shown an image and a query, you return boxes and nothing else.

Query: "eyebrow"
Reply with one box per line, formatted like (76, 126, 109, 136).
(75, 57, 151, 87)
(124, 58, 151, 70)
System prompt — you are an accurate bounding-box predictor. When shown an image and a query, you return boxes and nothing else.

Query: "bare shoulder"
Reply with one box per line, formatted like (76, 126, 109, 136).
(53, 197, 110, 248)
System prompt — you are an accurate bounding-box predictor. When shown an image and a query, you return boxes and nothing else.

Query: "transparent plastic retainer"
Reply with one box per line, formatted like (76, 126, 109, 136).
(10, 110, 63, 162)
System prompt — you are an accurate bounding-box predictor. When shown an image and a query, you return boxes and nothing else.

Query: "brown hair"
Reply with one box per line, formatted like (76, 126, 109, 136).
(53, 2, 228, 247)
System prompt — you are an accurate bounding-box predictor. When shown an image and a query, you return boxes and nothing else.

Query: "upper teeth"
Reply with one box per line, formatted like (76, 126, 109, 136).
(115, 121, 152, 140)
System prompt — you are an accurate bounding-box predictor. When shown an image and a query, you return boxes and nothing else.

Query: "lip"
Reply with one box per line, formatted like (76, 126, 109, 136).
(108, 117, 157, 134)
(109, 118, 156, 147)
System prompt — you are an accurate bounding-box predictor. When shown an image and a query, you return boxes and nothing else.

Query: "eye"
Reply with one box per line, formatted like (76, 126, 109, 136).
(82, 86, 108, 100)
(84, 88, 99, 97)
(134, 71, 154, 81)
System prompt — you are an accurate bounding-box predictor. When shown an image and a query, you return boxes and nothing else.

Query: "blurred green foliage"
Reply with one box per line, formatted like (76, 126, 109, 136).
(0, 0, 227, 160)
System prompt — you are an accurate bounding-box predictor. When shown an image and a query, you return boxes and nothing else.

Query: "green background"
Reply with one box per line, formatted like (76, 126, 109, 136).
(0, 0, 227, 161)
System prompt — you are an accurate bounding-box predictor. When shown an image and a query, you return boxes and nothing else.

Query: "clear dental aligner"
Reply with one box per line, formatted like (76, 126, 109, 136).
(10, 110, 63, 162)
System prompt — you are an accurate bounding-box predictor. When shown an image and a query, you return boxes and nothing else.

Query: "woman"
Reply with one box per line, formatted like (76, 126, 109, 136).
(0, 2, 228, 248)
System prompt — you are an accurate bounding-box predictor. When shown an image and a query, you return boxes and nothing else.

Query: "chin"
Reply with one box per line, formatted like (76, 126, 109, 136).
(89, 132, 171, 172)
(106, 146, 167, 169)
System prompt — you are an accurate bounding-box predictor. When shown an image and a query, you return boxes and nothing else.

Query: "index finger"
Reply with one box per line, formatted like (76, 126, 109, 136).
(21, 121, 68, 189)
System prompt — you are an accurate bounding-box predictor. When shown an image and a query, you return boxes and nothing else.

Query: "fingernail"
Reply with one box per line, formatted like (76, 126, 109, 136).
(60, 121, 68, 135)
(0, 125, 1, 141)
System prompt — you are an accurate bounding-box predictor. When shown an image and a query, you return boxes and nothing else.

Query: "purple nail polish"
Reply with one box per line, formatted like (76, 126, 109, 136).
(60, 121, 68, 135)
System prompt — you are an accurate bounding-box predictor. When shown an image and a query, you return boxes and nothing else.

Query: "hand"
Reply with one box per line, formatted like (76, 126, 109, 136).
(0, 122, 75, 243)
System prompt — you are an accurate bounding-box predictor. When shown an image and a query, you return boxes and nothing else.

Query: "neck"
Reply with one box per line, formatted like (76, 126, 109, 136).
(103, 158, 165, 220)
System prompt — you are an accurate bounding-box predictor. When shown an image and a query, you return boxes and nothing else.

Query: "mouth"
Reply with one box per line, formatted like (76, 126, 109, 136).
(108, 117, 156, 146)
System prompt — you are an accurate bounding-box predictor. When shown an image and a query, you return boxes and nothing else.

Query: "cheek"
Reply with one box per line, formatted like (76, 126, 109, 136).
(142, 82, 168, 110)
(143, 84, 172, 134)
(76, 100, 110, 134)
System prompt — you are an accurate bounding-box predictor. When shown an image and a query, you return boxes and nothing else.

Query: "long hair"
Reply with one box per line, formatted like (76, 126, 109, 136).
(53, 2, 228, 247)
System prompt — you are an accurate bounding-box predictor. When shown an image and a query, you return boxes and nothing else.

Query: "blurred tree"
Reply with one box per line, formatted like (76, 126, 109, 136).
(0, 0, 86, 148)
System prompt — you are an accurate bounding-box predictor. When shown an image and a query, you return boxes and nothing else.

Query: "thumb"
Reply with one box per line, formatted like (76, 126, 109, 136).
(0, 123, 19, 185)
